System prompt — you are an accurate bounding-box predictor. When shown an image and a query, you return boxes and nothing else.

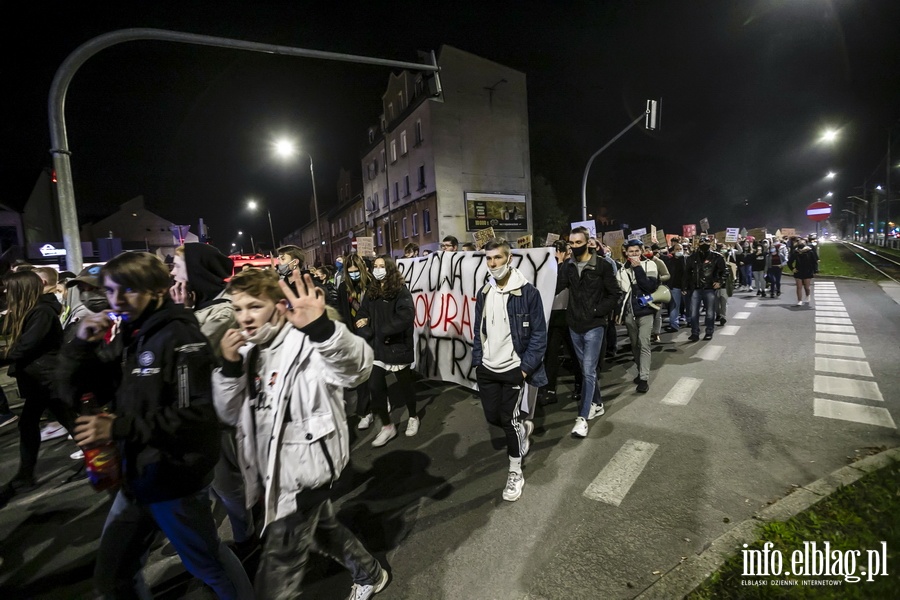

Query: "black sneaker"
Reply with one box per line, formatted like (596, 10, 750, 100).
(650, 333, 661, 343)
(688, 334, 700, 342)
(636, 380, 649, 393)
(571, 385, 582, 399)
(703, 333, 713, 341)
(718, 318, 727, 326)
(538, 389, 558, 406)
(633, 376, 642, 384)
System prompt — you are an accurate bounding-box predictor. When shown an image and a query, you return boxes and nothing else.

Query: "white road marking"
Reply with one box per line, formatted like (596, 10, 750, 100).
(815, 332, 861, 344)
(815, 317, 853, 325)
(661, 377, 704, 406)
(583, 439, 659, 505)
(814, 375, 883, 401)
(695, 344, 726, 361)
(814, 310, 850, 317)
(814, 301, 845, 306)
(814, 398, 896, 429)
(815, 324, 856, 333)
(743, 302, 759, 308)
(719, 325, 741, 335)
(815, 343, 866, 358)
(732, 312, 752, 319)
(815, 357, 873, 377)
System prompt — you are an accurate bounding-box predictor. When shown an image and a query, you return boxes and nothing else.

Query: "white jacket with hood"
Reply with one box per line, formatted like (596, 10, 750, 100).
(212, 314, 372, 531)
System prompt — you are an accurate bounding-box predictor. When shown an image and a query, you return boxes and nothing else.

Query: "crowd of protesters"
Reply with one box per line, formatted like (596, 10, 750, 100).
(0, 230, 819, 597)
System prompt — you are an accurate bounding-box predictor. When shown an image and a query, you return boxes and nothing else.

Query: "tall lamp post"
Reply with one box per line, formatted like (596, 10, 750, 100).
(247, 199, 277, 256)
(273, 138, 325, 265)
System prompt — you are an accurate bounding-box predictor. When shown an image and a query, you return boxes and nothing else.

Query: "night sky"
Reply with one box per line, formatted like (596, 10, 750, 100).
(5, 0, 899, 253)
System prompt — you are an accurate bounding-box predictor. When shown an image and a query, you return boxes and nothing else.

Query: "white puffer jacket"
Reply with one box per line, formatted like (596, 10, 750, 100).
(212, 319, 372, 531)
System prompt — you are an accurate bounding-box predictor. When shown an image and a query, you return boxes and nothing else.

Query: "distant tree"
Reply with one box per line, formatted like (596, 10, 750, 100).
(531, 174, 570, 244)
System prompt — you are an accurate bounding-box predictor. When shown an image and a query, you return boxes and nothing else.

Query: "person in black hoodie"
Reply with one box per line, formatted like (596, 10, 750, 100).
(61, 252, 253, 599)
(0, 270, 76, 507)
(172, 243, 257, 557)
(355, 255, 416, 447)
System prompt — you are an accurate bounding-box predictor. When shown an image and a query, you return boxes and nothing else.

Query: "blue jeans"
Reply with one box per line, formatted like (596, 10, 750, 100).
(767, 267, 782, 295)
(569, 326, 605, 418)
(95, 488, 254, 599)
(690, 289, 717, 336)
(668, 288, 682, 330)
(740, 264, 753, 287)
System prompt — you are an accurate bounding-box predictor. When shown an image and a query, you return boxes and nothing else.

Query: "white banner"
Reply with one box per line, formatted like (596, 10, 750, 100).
(397, 248, 557, 390)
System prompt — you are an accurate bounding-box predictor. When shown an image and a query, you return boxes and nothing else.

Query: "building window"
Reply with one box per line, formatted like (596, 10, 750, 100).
(423, 209, 431, 233)
(400, 131, 407, 155)
(384, 187, 389, 206)
(414, 76, 425, 98)
(411, 212, 419, 236)
(380, 149, 386, 171)
(377, 226, 383, 247)
(388, 103, 394, 121)
(417, 165, 426, 189)
(404, 175, 410, 197)
(390, 140, 397, 163)
(398, 91, 404, 110)
(372, 192, 379, 210)
(393, 181, 400, 203)
(415, 120, 423, 145)
(393, 220, 399, 242)
(402, 216, 408, 239)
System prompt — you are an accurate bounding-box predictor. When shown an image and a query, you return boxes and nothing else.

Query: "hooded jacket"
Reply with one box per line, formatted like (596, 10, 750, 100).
(211, 313, 373, 531)
(616, 258, 660, 320)
(472, 268, 548, 387)
(183, 243, 233, 310)
(356, 284, 415, 365)
(57, 298, 221, 503)
(7, 293, 63, 398)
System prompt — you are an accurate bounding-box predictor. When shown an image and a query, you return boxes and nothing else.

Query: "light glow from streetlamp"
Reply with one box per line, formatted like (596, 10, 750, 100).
(274, 138, 297, 159)
(825, 191, 833, 197)
(826, 171, 836, 179)
(820, 129, 838, 143)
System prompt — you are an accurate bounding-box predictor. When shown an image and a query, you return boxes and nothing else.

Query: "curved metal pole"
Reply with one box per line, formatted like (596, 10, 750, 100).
(580, 111, 647, 221)
(49, 28, 440, 271)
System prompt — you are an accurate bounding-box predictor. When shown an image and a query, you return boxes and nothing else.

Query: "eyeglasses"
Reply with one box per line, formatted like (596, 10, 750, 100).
(440, 243, 454, 248)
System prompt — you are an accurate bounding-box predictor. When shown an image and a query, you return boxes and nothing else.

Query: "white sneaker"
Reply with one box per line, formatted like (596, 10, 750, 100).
(803, 299, 810, 305)
(796, 301, 803, 306)
(502, 471, 525, 502)
(405, 416, 420, 437)
(347, 565, 390, 600)
(371, 424, 397, 448)
(40, 422, 67, 442)
(588, 403, 605, 420)
(357, 413, 374, 430)
(70, 449, 84, 460)
(572, 417, 588, 438)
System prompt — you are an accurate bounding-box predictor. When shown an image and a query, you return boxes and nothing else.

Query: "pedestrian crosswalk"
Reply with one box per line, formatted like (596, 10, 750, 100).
(810, 281, 894, 429)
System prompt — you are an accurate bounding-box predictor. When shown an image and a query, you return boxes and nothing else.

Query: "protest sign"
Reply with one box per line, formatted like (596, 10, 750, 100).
(641, 233, 654, 247)
(601, 229, 625, 261)
(516, 234, 533, 248)
(570, 219, 597, 239)
(472, 227, 496, 250)
(683, 224, 696, 238)
(780, 228, 796, 238)
(699, 217, 710, 233)
(630, 227, 647, 237)
(650, 224, 658, 244)
(356, 236, 375, 258)
(544, 233, 560, 246)
(725, 228, 740, 243)
(397, 248, 557, 390)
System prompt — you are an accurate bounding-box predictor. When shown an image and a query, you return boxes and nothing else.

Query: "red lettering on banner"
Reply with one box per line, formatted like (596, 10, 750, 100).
(443, 295, 459, 334)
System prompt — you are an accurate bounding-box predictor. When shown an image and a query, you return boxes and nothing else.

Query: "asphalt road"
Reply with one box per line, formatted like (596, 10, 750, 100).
(1, 275, 898, 599)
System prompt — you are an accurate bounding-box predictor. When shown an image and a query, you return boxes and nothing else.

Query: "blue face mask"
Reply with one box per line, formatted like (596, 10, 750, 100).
(335, 261, 343, 271)
(349, 271, 360, 281)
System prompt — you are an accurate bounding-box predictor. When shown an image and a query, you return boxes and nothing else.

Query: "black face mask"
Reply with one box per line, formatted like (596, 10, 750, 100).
(698, 244, 711, 254)
(81, 290, 109, 313)
(571, 244, 589, 258)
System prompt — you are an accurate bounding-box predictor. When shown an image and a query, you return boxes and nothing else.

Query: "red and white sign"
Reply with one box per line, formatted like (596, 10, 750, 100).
(806, 201, 832, 222)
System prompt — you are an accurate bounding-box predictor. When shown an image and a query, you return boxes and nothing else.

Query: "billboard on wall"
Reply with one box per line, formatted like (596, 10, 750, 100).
(465, 192, 527, 231)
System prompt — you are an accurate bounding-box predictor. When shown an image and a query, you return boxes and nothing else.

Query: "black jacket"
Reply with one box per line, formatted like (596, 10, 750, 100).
(661, 254, 686, 289)
(7, 293, 63, 399)
(58, 298, 220, 503)
(683, 250, 727, 291)
(356, 286, 415, 365)
(556, 251, 621, 334)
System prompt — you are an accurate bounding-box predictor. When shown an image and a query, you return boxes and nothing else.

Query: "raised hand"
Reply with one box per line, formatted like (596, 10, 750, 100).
(220, 329, 246, 363)
(277, 271, 325, 330)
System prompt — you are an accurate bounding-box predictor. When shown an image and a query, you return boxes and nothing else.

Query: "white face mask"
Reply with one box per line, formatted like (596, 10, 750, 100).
(372, 267, 386, 280)
(489, 257, 510, 281)
(55, 292, 64, 304)
(675, 252, 684, 257)
(241, 308, 283, 345)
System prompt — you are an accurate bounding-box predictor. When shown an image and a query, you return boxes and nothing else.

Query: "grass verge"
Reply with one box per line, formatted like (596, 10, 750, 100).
(813, 243, 884, 281)
(686, 458, 900, 599)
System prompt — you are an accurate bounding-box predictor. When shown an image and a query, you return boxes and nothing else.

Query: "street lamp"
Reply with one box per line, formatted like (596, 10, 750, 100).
(826, 171, 836, 179)
(272, 138, 324, 265)
(237, 230, 254, 255)
(820, 128, 839, 143)
(247, 199, 277, 257)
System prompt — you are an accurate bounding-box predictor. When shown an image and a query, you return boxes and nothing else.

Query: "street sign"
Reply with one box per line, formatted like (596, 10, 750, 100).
(806, 201, 832, 222)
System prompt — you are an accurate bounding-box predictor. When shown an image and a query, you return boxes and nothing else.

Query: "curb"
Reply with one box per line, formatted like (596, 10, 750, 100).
(634, 446, 900, 600)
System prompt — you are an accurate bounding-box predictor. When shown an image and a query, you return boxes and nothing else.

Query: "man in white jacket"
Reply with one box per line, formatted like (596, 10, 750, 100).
(212, 268, 388, 599)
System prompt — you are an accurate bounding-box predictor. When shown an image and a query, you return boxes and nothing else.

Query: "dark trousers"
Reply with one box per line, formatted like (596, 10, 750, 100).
(210, 429, 255, 544)
(544, 321, 582, 391)
(369, 365, 417, 424)
(352, 380, 371, 417)
(475, 365, 528, 458)
(95, 488, 253, 599)
(255, 492, 382, 598)
(16, 387, 77, 480)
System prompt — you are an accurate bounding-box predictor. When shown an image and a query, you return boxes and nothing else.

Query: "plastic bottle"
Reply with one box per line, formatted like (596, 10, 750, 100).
(80, 392, 121, 492)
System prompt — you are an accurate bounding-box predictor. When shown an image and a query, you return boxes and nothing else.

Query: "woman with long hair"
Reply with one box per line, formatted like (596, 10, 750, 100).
(0, 270, 75, 506)
(355, 255, 417, 447)
(336, 254, 377, 429)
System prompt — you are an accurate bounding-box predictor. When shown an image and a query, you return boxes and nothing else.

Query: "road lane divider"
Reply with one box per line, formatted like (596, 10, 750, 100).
(583, 439, 659, 506)
(661, 377, 703, 406)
